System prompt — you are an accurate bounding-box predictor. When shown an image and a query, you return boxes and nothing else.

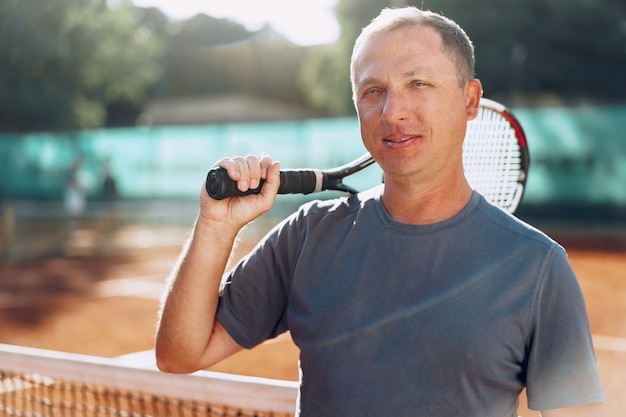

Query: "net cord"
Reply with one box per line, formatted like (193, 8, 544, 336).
(0, 343, 298, 413)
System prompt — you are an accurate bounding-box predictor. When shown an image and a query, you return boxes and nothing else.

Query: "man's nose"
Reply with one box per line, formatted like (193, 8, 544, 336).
(382, 90, 410, 122)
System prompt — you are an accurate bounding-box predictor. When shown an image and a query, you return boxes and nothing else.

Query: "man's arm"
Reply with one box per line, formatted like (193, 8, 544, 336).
(155, 156, 280, 373)
(541, 402, 606, 417)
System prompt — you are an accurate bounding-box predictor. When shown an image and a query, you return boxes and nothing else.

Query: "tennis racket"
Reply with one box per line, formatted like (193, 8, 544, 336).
(206, 98, 529, 214)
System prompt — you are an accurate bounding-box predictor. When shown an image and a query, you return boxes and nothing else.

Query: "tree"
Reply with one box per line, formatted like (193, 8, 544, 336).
(299, 0, 390, 116)
(0, 0, 163, 132)
(434, 0, 626, 103)
(156, 14, 308, 105)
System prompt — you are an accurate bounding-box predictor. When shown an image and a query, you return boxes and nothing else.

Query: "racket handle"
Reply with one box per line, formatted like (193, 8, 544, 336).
(205, 167, 322, 200)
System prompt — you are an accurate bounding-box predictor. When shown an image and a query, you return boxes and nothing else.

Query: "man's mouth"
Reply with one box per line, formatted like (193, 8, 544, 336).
(385, 136, 412, 143)
(383, 136, 418, 147)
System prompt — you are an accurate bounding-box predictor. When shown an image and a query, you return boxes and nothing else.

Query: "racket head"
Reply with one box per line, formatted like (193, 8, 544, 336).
(463, 98, 530, 214)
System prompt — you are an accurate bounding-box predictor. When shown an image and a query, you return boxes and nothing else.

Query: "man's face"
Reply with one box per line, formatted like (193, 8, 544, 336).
(352, 25, 480, 184)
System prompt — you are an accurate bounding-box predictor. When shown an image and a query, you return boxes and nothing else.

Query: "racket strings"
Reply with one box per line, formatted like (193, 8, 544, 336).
(463, 107, 524, 213)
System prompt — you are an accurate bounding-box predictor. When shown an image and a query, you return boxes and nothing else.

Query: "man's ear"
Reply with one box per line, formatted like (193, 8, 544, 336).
(465, 79, 483, 121)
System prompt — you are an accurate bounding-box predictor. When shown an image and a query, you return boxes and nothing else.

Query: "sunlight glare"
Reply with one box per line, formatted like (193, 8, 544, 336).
(130, 0, 340, 45)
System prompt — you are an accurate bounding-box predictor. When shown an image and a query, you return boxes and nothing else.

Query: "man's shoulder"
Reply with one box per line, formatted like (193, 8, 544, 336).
(296, 185, 381, 217)
(474, 194, 559, 251)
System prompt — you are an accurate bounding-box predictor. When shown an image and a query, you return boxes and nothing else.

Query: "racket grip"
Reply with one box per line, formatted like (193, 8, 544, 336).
(205, 167, 321, 200)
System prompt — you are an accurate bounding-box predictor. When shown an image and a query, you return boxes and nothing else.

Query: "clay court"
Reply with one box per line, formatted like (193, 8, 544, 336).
(0, 215, 624, 416)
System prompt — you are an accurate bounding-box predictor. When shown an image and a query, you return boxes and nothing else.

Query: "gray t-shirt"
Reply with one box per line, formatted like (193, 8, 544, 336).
(217, 187, 604, 416)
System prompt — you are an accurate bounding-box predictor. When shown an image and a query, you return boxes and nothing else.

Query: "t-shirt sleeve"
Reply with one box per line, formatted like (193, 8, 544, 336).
(216, 212, 302, 349)
(525, 244, 605, 410)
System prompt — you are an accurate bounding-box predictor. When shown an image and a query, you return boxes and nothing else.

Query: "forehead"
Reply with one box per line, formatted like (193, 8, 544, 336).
(353, 25, 455, 83)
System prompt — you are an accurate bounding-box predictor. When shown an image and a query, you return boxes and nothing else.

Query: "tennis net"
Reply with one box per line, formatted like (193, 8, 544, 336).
(0, 343, 298, 417)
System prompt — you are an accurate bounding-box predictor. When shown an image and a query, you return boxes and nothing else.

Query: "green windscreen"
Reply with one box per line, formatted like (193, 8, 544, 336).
(1, 105, 625, 209)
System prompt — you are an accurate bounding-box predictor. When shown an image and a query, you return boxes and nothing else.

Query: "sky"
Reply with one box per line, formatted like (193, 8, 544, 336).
(130, 0, 340, 46)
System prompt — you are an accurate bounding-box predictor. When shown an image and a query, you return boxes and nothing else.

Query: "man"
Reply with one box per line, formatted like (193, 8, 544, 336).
(155, 7, 605, 416)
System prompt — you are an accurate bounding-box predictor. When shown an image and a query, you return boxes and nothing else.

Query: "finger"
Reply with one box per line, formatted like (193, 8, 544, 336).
(215, 157, 241, 181)
(245, 154, 263, 190)
(232, 156, 252, 192)
(258, 153, 273, 180)
(216, 156, 253, 192)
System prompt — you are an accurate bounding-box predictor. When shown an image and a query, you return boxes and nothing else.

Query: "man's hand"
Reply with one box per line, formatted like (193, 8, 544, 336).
(199, 153, 281, 230)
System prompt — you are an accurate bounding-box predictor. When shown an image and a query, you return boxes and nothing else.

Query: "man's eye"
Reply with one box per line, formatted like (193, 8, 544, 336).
(363, 88, 381, 97)
(412, 81, 428, 88)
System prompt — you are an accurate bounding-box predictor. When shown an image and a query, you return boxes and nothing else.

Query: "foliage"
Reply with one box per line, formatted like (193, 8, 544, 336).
(0, 0, 163, 132)
(298, 0, 385, 116)
(429, 0, 626, 103)
(154, 14, 307, 104)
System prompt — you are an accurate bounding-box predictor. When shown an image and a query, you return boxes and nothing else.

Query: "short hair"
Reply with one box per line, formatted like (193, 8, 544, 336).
(350, 7, 476, 95)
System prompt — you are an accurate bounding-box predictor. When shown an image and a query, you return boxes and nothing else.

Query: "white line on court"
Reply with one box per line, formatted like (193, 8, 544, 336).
(94, 276, 165, 300)
(0, 274, 166, 309)
(592, 334, 626, 353)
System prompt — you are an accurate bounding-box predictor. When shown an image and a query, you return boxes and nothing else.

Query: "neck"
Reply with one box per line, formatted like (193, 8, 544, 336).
(381, 176, 473, 225)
